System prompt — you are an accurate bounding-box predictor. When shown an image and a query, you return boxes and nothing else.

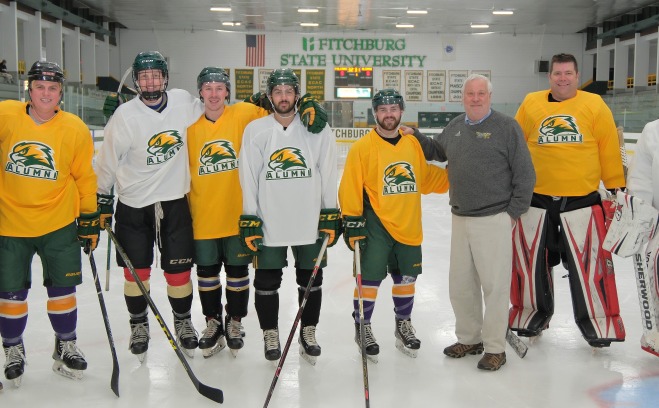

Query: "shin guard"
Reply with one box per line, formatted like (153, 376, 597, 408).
(509, 207, 554, 336)
(561, 205, 625, 346)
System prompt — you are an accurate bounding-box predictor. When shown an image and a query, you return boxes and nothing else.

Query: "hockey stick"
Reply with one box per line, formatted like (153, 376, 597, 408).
(105, 226, 224, 404)
(263, 234, 331, 408)
(104, 187, 114, 291)
(354, 243, 370, 407)
(86, 245, 120, 397)
(506, 329, 528, 358)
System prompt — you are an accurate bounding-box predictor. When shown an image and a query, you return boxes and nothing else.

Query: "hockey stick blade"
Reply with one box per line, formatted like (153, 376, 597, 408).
(506, 329, 528, 358)
(263, 234, 331, 408)
(87, 247, 120, 397)
(105, 227, 224, 404)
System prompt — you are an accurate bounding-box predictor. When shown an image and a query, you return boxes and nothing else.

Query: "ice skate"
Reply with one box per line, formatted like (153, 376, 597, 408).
(394, 318, 421, 358)
(298, 325, 321, 366)
(641, 332, 659, 357)
(263, 328, 281, 362)
(225, 315, 245, 357)
(129, 317, 150, 363)
(52, 338, 87, 380)
(3, 342, 26, 387)
(174, 313, 199, 358)
(198, 317, 226, 358)
(354, 322, 379, 363)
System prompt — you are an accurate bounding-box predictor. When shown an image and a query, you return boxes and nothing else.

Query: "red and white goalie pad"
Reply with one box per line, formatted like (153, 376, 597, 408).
(561, 205, 625, 343)
(603, 191, 659, 258)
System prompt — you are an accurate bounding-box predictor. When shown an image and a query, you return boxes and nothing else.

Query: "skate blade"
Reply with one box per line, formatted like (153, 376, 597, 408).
(134, 351, 147, 363)
(52, 361, 83, 380)
(395, 340, 418, 358)
(11, 376, 22, 388)
(299, 345, 318, 366)
(182, 348, 196, 358)
(201, 338, 227, 359)
(230, 348, 240, 358)
(355, 342, 379, 363)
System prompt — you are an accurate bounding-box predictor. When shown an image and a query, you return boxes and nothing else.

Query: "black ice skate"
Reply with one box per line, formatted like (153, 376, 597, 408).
(198, 317, 226, 358)
(52, 337, 87, 380)
(174, 313, 199, 358)
(129, 316, 150, 363)
(225, 315, 245, 357)
(354, 322, 379, 363)
(298, 325, 321, 366)
(263, 328, 281, 362)
(395, 318, 421, 358)
(3, 342, 26, 387)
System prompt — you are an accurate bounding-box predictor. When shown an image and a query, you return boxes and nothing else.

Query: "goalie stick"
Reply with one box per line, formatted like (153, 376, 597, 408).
(354, 244, 371, 407)
(506, 329, 528, 358)
(263, 234, 330, 408)
(105, 227, 224, 404)
(87, 246, 120, 397)
(632, 243, 659, 357)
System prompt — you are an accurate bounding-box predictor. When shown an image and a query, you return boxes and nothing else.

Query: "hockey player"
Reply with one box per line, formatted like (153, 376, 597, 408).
(407, 75, 535, 371)
(96, 51, 204, 360)
(187, 67, 270, 357)
(510, 53, 626, 347)
(0, 61, 99, 385)
(339, 89, 450, 362)
(239, 68, 339, 365)
(624, 118, 659, 355)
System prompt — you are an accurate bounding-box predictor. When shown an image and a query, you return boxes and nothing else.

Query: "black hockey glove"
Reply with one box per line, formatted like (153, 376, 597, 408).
(239, 214, 264, 254)
(244, 92, 273, 112)
(319, 208, 342, 247)
(77, 210, 101, 252)
(103, 93, 125, 120)
(97, 193, 114, 229)
(343, 215, 366, 251)
(297, 93, 327, 134)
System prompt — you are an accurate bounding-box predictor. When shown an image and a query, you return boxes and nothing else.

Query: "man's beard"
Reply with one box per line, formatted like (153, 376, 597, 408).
(379, 116, 401, 131)
(274, 101, 295, 115)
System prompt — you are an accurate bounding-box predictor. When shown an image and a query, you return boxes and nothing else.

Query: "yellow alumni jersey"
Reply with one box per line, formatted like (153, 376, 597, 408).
(187, 102, 267, 239)
(515, 90, 625, 196)
(0, 101, 97, 237)
(339, 129, 449, 246)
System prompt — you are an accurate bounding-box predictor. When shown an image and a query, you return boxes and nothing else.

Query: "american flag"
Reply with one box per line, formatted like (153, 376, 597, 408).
(246, 34, 265, 67)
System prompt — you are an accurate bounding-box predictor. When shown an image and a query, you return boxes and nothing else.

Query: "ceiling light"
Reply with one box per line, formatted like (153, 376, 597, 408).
(407, 10, 428, 15)
(470, 23, 490, 28)
(300, 22, 319, 27)
(222, 21, 241, 26)
(210, 7, 232, 12)
(396, 23, 415, 28)
(492, 10, 514, 15)
(298, 8, 319, 13)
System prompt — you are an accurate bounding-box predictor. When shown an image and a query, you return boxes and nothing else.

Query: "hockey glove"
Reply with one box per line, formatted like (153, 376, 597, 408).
(97, 193, 114, 229)
(244, 91, 273, 112)
(297, 93, 328, 134)
(319, 208, 342, 247)
(77, 210, 101, 252)
(343, 215, 367, 251)
(103, 93, 124, 120)
(239, 214, 264, 254)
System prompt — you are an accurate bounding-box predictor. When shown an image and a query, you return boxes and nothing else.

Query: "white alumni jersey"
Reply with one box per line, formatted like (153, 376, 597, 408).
(96, 89, 204, 207)
(239, 114, 337, 246)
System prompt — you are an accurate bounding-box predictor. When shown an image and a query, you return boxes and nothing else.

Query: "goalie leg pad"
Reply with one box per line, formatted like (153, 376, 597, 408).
(560, 205, 625, 345)
(637, 232, 659, 356)
(509, 206, 554, 336)
(603, 191, 659, 257)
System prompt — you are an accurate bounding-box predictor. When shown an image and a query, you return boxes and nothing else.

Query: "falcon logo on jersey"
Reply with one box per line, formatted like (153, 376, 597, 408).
(146, 130, 183, 165)
(266, 147, 312, 180)
(198, 140, 238, 175)
(382, 162, 417, 195)
(538, 115, 582, 145)
(5, 141, 58, 180)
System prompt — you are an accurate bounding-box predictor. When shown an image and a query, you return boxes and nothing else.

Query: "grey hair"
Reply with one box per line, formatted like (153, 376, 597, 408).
(462, 74, 492, 94)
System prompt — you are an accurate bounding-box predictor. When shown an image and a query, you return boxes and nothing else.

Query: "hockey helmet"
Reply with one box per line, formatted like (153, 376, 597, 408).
(372, 89, 405, 111)
(27, 61, 65, 85)
(132, 51, 168, 101)
(266, 68, 300, 96)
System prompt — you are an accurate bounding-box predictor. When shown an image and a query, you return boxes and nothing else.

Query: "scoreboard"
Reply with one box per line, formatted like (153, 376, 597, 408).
(334, 67, 373, 99)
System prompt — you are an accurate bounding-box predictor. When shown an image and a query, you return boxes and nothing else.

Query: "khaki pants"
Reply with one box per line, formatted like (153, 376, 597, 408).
(449, 212, 513, 353)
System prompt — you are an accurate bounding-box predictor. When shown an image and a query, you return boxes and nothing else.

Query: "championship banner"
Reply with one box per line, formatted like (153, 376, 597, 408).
(235, 69, 255, 101)
(427, 70, 446, 102)
(383, 70, 401, 90)
(258, 69, 274, 92)
(305, 69, 326, 101)
(449, 70, 468, 102)
(404, 70, 423, 102)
